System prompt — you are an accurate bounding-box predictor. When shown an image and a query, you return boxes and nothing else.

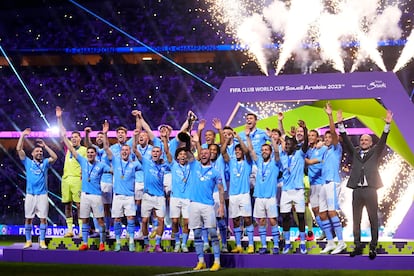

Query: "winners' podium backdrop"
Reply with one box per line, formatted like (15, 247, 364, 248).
(3, 72, 414, 270)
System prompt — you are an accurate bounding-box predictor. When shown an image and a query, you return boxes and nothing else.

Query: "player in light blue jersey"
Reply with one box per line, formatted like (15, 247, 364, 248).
(305, 131, 328, 241)
(279, 112, 315, 242)
(279, 120, 309, 254)
(247, 129, 282, 255)
(221, 131, 255, 254)
(85, 128, 113, 239)
(62, 130, 111, 252)
(189, 148, 224, 272)
(131, 110, 157, 238)
(133, 128, 172, 253)
(222, 126, 239, 159)
(197, 118, 223, 149)
(197, 118, 228, 252)
(103, 121, 141, 252)
(17, 128, 58, 250)
(319, 102, 346, 255)
(169, 147, 194, 253)
(238, 113, 271, 156)
(238, 113, 271, 233)
(208, 143, 229, 253)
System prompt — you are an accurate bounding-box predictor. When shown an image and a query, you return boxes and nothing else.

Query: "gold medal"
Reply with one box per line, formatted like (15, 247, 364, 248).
(121, 175, 124, 179)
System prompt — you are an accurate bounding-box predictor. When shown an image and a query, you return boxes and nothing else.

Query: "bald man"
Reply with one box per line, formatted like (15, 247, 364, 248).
(338, 109, 393, 260)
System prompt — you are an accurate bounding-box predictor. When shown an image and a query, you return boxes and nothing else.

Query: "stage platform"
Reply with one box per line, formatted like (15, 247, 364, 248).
(3, 239, 414, 270)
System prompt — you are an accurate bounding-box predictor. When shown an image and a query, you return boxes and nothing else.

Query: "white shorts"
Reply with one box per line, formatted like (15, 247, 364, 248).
(141, 193, 166, 218)
(169, 197, 190, 219)
(319, 181, 341, 212)
(229, 193, 252, 218)
(188, 202, 216, 229)
(25, 194, 49, 219)
(111, 194, 136, 218)
(163, 173, 172, 194)
(101, 182, 113, 204)
(213, 191, 226, 217)
(253, 197, 278, 219)
(80, 192, 104, 219)
(280, 189, 305, 213)
(309, 184, 323, 209)
(134, 182, 144, 201)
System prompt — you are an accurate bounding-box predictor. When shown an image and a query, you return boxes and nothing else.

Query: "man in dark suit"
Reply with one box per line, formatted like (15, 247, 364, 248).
(337, 109, 393, 260)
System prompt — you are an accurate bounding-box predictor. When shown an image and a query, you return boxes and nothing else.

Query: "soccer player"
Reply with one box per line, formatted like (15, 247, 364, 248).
(197, 118, 228, 252)
(17, 128, 58, 249)
(279, 112, 314, 241)
(190, 148, 225, 272)
(61, 127, 110, 251)
(247, 129, 282, 255)
(169, 147, 194, 253)
(305, 132, 328, 240)
(238, 113, 270, 156)
(56, 106, 87, 238)
(85, 128, 112, 238)
(221, 131, 255, 254)
(279, 120, 309, 254)
(103, 121, 141, 252)
(131, 110, 155, 238)
(133, 127, 172, 253)
(319, 103, 346, 255)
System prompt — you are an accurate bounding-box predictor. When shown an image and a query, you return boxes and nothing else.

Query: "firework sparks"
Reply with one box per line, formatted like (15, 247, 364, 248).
(202, 0, 410, 74)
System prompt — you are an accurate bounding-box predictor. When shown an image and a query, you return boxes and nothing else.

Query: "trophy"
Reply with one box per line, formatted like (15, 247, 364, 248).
(177, 111, 198, 151)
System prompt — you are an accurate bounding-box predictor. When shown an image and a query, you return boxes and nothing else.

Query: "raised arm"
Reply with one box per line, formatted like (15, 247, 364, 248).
(336, 109, 355, 153)
(234, 132, 251, 162)
(220, 136, 230, 163)
(212, 118, 224, 145)
(245, 127, 257, 161)
(16, 128, 31, 160)
(102, 120, 113, 160)
(191, 132, 202, 161)
(278, 112, 286, 137)
(60, 128, 78, 159)
(37, 139, 58, 164)
(132, 129, 143, 161)
(299, 120, 309, 153)
(160, 127, 172, 163)
(271, 136, 280, 162)
(197, 118, 206, 144)
(325, 102, 339, 145)
(56, 106, 64, 129)
(377, 110, 393, 150)
(84, 127, 92, 147)
(385, 110, 393, 125)
(135, 111, 155, 142)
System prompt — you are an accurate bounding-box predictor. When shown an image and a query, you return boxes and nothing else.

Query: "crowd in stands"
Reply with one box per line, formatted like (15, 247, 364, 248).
(0, 62, 238, 131)
(0, 0, 232, 50)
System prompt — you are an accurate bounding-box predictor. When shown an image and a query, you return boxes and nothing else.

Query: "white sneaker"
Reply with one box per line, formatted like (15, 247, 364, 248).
(331, 242, 347, 255)
(181, 244, 189, 253)
(320, 241, 336, 254)
(174, 243, 181, 253)
(136, 229, 144, 239)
